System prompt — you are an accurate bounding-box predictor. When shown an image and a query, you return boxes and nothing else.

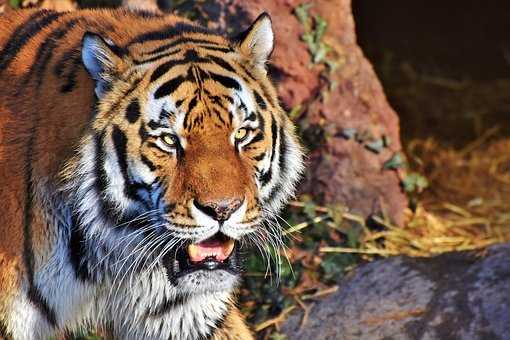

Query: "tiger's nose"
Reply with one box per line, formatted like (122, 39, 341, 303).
(193, 198, 244, 222)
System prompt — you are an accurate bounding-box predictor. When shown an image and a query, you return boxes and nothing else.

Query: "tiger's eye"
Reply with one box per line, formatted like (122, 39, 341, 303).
(161, 134, 177, 147)
(235, 128, 248, 142)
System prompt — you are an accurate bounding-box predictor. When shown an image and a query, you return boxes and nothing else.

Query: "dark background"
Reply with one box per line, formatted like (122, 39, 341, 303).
(353, 0, 510, 145)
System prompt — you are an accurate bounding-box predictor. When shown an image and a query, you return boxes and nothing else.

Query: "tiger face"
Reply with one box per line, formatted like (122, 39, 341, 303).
(75, 14, 304, 294)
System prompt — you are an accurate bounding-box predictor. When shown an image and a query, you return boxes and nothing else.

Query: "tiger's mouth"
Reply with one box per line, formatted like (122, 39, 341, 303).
(164, 233, 240, 281)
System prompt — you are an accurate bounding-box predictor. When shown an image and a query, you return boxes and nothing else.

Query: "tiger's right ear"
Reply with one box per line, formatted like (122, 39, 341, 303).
(81, 32, 126, 98)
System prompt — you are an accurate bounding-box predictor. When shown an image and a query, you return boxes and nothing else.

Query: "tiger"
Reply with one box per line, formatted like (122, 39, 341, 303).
(0, 7, 304, 340)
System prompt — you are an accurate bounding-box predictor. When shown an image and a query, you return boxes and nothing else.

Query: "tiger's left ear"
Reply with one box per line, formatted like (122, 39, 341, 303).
(237, 13, 274, 68)
(81, 32, 126, 98)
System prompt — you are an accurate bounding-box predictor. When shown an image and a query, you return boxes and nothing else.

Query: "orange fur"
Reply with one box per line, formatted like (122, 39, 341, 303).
(0, 8, 302, 339)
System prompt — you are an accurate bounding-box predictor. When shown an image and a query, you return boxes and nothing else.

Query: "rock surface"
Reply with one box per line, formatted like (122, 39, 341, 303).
(282, 244, 510, 339)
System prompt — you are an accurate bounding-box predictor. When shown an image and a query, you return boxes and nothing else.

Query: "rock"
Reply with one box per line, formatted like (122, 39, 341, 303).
(281, 244, 510, 339)
(160, 0, 408, 224)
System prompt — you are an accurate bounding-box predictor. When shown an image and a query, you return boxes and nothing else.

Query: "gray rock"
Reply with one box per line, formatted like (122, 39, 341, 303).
(281, 244, 510, 340)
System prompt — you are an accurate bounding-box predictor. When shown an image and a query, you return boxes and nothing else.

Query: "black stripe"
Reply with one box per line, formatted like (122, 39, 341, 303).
(259, 83, 276, 108)
(184, 49, 200, 61)
(137, 43, 233, 65)
(128, 23, 212, 46)
(207, 55, 236, 73)
(260, 169, 272, 186)
(150, 52, 214, 82)
(21, 18, 81, 92)
(246, 112, 256, 121)
(253, 152, 266, 161)
(104, 77, 143, 116)
(266, 128, 288, 204)
(148, 294, 189, 317)
(94, 131, 118, 221)
(163, 202, 176, 214)
(22, 126, 58, 327)
(237, 62, 258, 83)
(278, 126, 288, 174)
(112, 125, 141, 202)
(267, 183, 283, 204)
(175, 99, 185, 107)
(54, 49, 82, 93)
(27, 286, 57, 327)
(112, 125, 130, 184)
(0, 319, 12, 339)
(249, 131, 264, 145)
(209, 72, 241, 90)
(139, 123, 149, 141)
(258, 111, 266, 131)
(269, 116, 278, 165)
(208, 95, 227, 111)
(126, 99, 141, 123)
(148, 120, 163, 130)
(188, 96, 198, 112)
(159, 109, 173, 120)
(143, 37, 222, 56)
(150, 59, 182, 82)
(69, 213, 92, 282)
(198, 45, 233, 53)
(94, 132, 108, 204)
(0, 10, 63, 73)
(150, 57, 197, 82)
(212, 108, 225, 125)
(260, 116, 278, 187)
(253, 90, 267, 110)
(134, 48, 181, 65)
(154, 75, 185, 99)
(141, 155, 156, 171)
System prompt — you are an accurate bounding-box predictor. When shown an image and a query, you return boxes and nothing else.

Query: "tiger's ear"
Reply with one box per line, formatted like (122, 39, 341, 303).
(237, 13, 274, 68)
(81, 32, 126, 98)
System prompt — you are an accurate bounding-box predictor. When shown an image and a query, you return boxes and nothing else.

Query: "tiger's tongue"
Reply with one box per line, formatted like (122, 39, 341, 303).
(187, 238, 235, 263)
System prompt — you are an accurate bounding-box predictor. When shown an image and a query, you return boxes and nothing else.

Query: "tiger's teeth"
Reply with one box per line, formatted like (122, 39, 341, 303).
(187, 237, 235, 263)
(222, 239, 235, 257)
(187, 244, 199, 261)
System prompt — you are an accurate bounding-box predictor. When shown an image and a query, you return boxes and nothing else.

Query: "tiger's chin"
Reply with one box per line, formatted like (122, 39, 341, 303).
(163, 232, 242, 294)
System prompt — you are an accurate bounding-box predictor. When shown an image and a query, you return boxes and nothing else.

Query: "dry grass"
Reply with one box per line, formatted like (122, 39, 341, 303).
(321, 136, 510, 258)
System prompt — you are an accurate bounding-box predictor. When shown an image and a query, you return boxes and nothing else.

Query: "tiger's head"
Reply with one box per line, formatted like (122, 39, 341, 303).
(73, 13, 304, 294)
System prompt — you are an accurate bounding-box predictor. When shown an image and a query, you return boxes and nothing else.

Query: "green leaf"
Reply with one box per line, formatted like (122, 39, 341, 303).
(270, 332, 288, 340)
(365, 139, 385, 154)
(383, 152, 406, 170)
(303, 201, 317, 219)
(402, 172, 429, 193)
(288, 105, 303, 120)
(383, 135, 392, 147)
(314, 15, 328, 41)
(301, 32, 316, 51)
(327, 204, 345, 226)
(9, 0, 22, 8)
(312, 43, 330, 64)
(294, 3, 312, 26)
(340, 128, 357, 139)
(346, 226, 361, 248)
(320, 253, 356, 281)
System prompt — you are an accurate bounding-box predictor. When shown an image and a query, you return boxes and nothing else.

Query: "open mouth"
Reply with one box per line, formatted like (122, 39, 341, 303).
(164, 233, 240, 281)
